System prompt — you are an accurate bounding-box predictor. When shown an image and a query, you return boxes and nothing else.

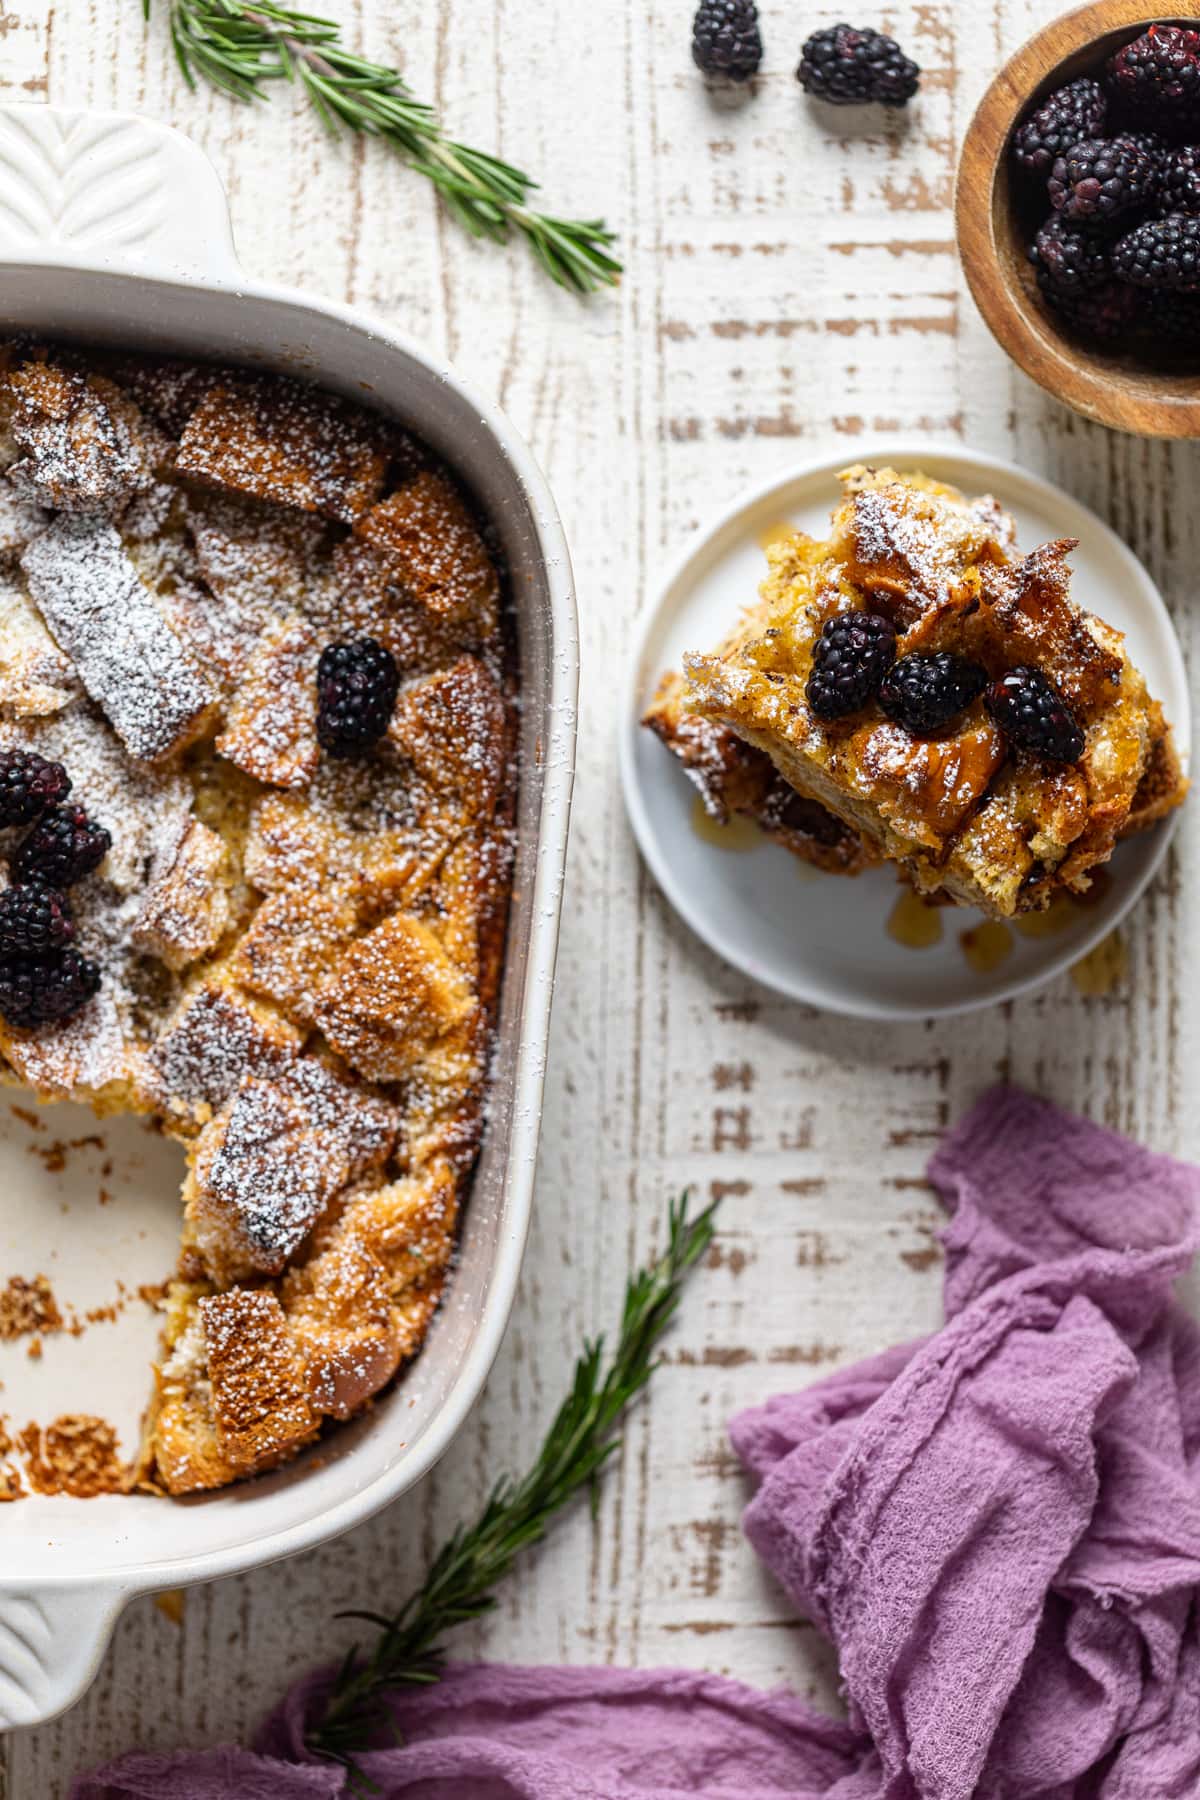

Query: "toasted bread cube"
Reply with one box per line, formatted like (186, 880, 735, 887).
(5, 356, 163, 513)
(216, 611, 320, 789)
(151, 1308, 237, 1496)
(0, 985, 130, 1106)
(332, 1159, 459, 1292)
(0, 482, 46, 562)
(312, 912, 474, 1083)
(329, 534, 472, 667)
(21, 516, 218, 762)
(132, 818, 232, 970)
(390, 656, 507, 819)
(101, 353, 221, 437)
(232, 882, 362, 1023)
(0, 570, 78, 718)
(284, 1237, 403, 1418)
(144, 974, 303, 1121)
(643, 671, 875, 877)
(147, 1289, 234, 1495)
(1122, 715, 1188, 837)
(187, 1078, 335, 1280)
(186, 1058, 397, 1280)
(353, 472, 499, 626)
(199, 1289, 318, 1476)
(401, 1021, 484, 1173)
(429, 829, 514, 994)
(176, 378, 387, 523)
(183, 491, 330, 685)
(151, 1392, 232, 1495)
(242, 757, 439, 896)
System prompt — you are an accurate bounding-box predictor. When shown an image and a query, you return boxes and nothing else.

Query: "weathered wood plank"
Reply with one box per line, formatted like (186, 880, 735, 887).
(5, 0, 1197, 1792)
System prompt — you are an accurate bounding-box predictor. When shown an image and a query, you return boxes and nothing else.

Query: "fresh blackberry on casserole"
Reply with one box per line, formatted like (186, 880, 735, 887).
(316, 638, 401, 754)
(805, 611, 896, 718)
(0, 748, 71, 827)
(0, 948, 101, 1030)
(0, 884, 74, 955)
(11, 803, 112, 888)
(986, 667, 1085, 762)
(879, 653, 988, 736)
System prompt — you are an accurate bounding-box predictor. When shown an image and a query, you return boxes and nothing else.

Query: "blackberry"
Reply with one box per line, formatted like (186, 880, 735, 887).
(691, 0, 763, 81)
(11, 804, 112, 888)
(1029, 216, 1111, 297)
(1107, 26, 1200, 130)
(1147, 287, 1200, 339)
(805, 611, 896, 719)
(316, 638, 401, 754)
(1041, 279, 1144, 341)
(986, 667, 1084, 762)
(0, 885, 74, 955)
(1011, 78, 1107, 174)
(0, 949, 100, 1031)
(797, 23, 920, 107)
(1048, 135, 1160, 224)
(0, 748, 71, 828)
(1162, 145, 1200, 214)
(878, 653, 988, 736)
(1113, 213, 1200, 288)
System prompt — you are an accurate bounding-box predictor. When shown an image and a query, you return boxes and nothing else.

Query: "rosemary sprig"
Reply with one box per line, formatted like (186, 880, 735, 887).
(307, 1191, 717, 1771)
(141, 0, 622, 294)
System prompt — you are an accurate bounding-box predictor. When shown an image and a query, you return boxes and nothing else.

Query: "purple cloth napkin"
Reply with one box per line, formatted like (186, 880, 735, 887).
(75, 1088, 1200, 1800)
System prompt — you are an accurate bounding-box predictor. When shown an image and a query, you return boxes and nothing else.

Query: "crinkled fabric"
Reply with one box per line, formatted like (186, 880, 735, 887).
(733, 1086, 1200, 1800)
(73, 1089, 1200, 1800)
(70, 1666, 863, 1799)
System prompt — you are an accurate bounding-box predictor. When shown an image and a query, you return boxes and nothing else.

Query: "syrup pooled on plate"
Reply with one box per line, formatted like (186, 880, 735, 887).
(959, 919, 1013, 974)
(887, 888, 944, 950)
(689, 791, 763, 852)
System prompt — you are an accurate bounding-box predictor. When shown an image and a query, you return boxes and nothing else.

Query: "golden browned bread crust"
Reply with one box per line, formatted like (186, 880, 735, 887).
(643, 670, 877, 876)
(677, 468, 1185, 917)
(0, 343, 518, 1496)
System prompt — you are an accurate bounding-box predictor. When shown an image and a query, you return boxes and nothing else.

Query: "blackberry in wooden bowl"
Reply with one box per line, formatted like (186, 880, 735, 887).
(957, 1, 1200, 436)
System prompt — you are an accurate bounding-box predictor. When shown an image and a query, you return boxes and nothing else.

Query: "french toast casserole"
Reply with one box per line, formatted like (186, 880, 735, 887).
(646, 467, 1186, 917)
(0, 341, 517, 1495)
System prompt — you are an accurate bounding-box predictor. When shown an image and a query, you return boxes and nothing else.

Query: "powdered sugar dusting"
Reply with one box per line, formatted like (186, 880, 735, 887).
(0, 340, 518, 1494)
(21, 515, 217, 762)
(193, 1058, 397, 1276)
(0, 703, 194, 1094)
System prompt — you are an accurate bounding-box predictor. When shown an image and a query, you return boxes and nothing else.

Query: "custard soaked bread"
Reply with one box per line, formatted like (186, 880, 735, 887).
(0, 341, 517, 1495)
(653, 468, 1184, 917)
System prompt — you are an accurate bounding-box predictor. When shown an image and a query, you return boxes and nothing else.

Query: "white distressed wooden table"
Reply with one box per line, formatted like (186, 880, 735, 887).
(4, 1, 1200, 1792)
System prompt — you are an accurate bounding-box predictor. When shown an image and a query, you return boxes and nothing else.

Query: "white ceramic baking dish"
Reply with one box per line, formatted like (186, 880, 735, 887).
(0, 105, 578, 1729)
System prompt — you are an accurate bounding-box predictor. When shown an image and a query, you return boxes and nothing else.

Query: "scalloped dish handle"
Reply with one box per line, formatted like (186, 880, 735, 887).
(0, 1583, 128, 1729)
(0, 105, 241, 283)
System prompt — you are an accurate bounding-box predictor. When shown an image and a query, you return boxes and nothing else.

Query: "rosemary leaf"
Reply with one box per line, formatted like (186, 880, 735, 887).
(142, 0, 622, 293)
(306, 1191, 718, 1772)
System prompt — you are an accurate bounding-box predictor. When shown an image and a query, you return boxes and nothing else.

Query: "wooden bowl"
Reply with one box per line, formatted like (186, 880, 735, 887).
(957, 0, 1200, 436)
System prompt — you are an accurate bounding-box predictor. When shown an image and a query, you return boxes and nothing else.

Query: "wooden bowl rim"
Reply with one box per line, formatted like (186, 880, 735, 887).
(957, 0, 1200, 437)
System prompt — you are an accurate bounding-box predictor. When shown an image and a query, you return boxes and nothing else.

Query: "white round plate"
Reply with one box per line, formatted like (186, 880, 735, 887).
(620, 442, 1191, 1019)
